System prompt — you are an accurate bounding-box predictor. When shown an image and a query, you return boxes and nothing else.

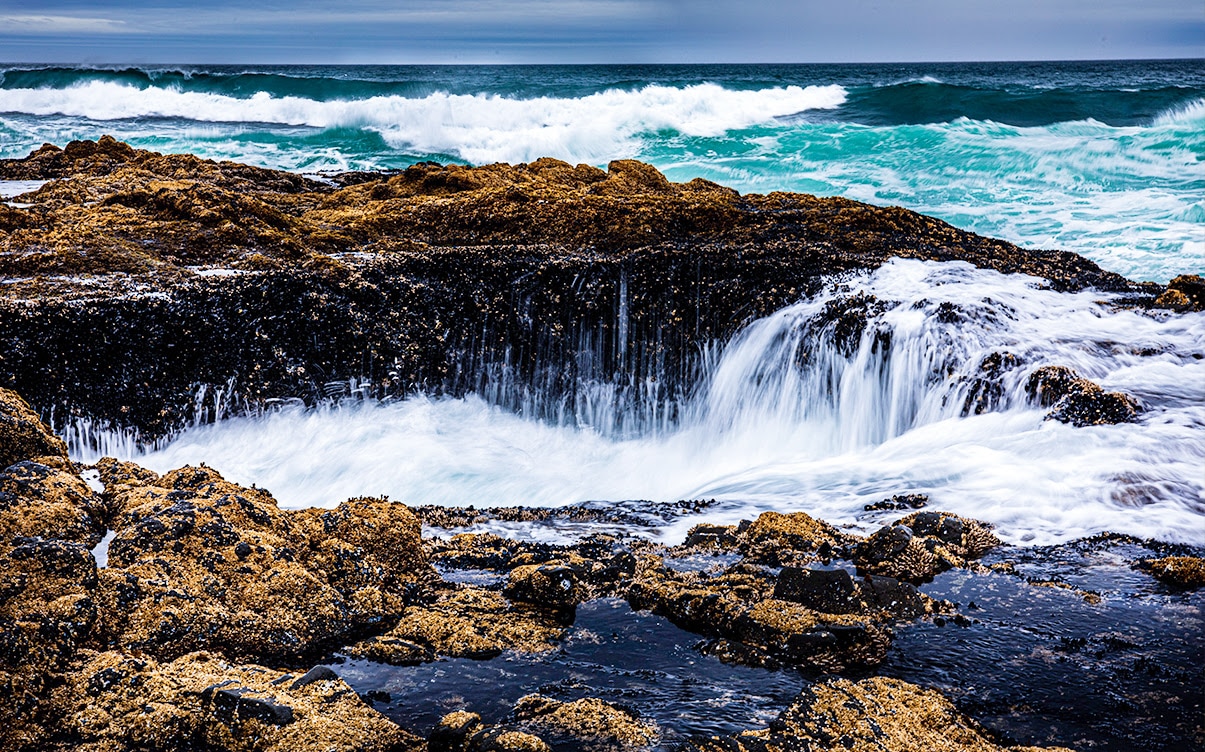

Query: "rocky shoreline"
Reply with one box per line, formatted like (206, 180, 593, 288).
(1, 141, 1203, 750)
(1, 386, 1202, 751)
(3, 138, 1198, 443)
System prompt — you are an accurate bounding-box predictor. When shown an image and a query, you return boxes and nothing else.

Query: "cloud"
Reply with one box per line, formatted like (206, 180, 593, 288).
(0, 14, 130, 34)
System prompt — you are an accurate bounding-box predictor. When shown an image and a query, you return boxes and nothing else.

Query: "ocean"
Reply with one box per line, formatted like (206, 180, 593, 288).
(2, 60, 1202, 281)
(4, 60, 1203, 546)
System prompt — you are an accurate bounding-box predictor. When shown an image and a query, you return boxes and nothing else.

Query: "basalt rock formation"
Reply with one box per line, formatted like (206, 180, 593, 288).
(0, 138, 1159, 441)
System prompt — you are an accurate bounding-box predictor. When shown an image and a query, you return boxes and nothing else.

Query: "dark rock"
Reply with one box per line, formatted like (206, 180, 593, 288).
(861, 575, 926, 618)
(289, 665, 339, 690)
(504, 563, 581, 610)
(682, 524, 740, 549)
(0, 141, 1140, 441)
(961, 351, 1023, 415)
(1026, 366, 1139, 426)
(204, 685, 295, 726)
(1046, 381, 1140, 427)
(1026, 365, 1080, 407)
(853, 512, 1000, 584)
(863, 493, 928, 512)
(772, 567, 862, 614)
(1155, 274, 1205, 311)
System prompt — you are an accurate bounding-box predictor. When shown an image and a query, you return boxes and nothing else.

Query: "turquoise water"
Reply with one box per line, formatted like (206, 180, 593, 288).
(2, 60, 1202, 281)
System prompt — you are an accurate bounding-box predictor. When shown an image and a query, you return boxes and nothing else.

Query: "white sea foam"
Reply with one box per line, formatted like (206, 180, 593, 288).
(0, 81, 847, 164)
(71, 260, 1205, 547)
(1153, 97, 1205, 126)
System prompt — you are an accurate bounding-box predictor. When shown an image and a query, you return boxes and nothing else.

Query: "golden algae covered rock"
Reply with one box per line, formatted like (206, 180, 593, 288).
(511, 695, 659, 751)
(0, 536, 99, 750)
(0, 388, 68, 470)
(48, 650, 421, 752)
(854, 511, 1001, 584)
(91, 464, 432, 662)
(346, 585, 568, 663)
(0, 460, 107, 547)
(736, 510, 859, 566)
(1135, 555, 1205, 590)
(625, 557, 919, 672)
(680, 677, 1076, 752)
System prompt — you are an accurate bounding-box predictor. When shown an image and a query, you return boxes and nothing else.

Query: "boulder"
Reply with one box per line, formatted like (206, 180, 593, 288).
(0, 388, 68, 470)
(0, 460, 107, 547)
(679, 676, 1077, 752)
(50, 650, 422, 751)
(511, 694, 659, 751)
(1025, 366, 1139, 426)
(854, 512, 1000, 584)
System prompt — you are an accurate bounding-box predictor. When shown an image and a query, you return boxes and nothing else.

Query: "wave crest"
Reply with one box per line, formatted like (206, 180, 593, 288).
(1153, 97, 1205, 126)
(0, 81, 847, 164)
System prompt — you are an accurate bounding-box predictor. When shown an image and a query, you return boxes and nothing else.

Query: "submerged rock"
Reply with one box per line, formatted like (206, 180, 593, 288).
(1135, 555, 1205, 590)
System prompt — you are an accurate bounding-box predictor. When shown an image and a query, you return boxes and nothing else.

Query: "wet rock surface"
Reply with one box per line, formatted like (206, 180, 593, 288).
(0, 138, 1197, 751)
(1025, 366, 1140, 427)
(680, 676, 1077, 752)
(0, 424, 1200, 750)
(53, 650, 423, 752)
(0, 139, 1152, 440)
(0, 388, 69, 469)
(1155, 273, 1205, 312)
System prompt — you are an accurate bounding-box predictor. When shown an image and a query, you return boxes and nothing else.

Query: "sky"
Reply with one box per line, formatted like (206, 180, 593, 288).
(0, 0, 1201, 64)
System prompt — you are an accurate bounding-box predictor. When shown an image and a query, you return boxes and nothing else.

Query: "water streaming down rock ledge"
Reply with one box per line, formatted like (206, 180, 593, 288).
(61, 259, 1205, 547)
(0, 137, 1156, 445)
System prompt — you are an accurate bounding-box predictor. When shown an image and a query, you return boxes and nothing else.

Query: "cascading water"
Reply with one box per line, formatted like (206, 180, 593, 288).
(67, 259, 1205, 545)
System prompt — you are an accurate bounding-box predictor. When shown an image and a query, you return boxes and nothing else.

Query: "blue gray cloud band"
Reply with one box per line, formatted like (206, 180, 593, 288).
(0, 0, 1200, 62)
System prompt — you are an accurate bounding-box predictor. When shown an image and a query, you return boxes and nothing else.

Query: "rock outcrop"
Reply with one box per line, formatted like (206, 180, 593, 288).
(1025, 366, 1140, 427)
(0, 388, 69, 470)
(0, 139, 1151, 441)
(681, 676, 1076, 752)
